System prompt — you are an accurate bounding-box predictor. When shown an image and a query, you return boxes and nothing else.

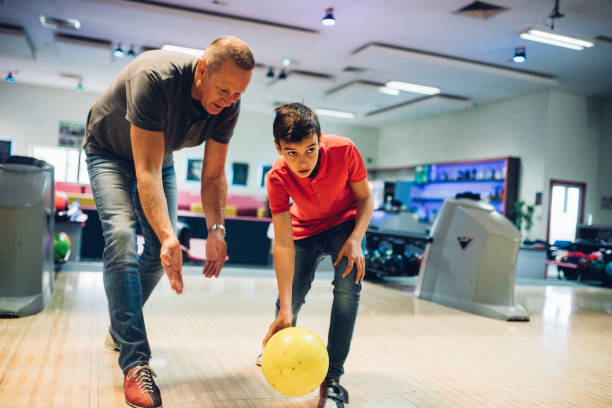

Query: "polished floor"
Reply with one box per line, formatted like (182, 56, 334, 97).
(1, 266, 611, 408)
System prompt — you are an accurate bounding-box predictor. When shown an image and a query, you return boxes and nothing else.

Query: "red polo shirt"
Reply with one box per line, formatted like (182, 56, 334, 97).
(267, 134, 367, 239)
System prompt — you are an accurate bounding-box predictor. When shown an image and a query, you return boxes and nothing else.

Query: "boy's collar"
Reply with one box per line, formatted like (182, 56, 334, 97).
(308, 150, 322, 178)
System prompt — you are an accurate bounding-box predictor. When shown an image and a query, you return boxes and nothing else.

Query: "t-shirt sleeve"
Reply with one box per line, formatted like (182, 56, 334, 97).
(347, 142, 367, 183)
(211, 99, 240, 144)
(266, 171, 291, 214)
(125, 71, 167, 132)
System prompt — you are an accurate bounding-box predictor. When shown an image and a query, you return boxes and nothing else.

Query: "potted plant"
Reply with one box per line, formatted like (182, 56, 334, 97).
(512, 200, 534, 241)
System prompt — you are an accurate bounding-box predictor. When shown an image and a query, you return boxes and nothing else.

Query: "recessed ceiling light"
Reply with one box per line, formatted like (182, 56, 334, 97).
(113, 44, 125, 58)
(282, 58, 291, 67)
(386, 81, 440, 95)
(321, 7, 335, 26)
(512, 46, 526, 63)
(315, 109, 354, 119)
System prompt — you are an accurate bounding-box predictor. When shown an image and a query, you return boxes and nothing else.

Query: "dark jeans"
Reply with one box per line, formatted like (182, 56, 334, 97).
(275, 221, 362, 380)
(86, 154, 177, 374)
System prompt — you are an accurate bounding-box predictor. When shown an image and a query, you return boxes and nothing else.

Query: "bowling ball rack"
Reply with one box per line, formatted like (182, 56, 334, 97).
(365, 226, 432, 280)
(547, 239, 612, 286)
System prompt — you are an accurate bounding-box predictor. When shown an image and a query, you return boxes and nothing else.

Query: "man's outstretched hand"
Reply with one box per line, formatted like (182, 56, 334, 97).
(203, 231, 227, 278)
(161, 236, 183, 294)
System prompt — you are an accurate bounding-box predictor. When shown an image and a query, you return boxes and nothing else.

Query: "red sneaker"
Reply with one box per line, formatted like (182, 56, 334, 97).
(124, 365, 162, 408)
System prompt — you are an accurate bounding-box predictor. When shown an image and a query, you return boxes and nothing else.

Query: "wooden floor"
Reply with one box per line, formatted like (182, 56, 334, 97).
(1, 267, 612, 408)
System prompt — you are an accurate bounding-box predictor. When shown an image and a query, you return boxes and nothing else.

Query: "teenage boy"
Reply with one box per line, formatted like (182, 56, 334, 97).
(262, 103, 373, 408)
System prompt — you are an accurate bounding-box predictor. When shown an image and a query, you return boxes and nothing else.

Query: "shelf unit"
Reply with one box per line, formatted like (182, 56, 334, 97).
(370, 157, 520, 224)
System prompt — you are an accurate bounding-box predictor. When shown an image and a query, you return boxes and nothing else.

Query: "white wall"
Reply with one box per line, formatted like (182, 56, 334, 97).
(377, 91, 549, 238)
(0, 82, 99, 155)
(597, 98, 612, 225)
(544, 91, 602, 228)
(376, 90, 607, 240)
(0, 82, 379, 198)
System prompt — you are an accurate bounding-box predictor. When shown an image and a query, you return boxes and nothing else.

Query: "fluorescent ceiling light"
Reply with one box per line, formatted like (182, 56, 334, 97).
(520, 33, 582, 50)
(162, 44, 204, 57)
(378, 86, 400, 96)
(315, 109, 355, 119)
(386, 81, 440, 95)
(520, 29, 593, 50)
(527, 29, 594, 48)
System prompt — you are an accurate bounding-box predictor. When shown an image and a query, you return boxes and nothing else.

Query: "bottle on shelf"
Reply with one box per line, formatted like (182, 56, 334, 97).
(384, 196, 392, 211)
(477, 167, 484, 180)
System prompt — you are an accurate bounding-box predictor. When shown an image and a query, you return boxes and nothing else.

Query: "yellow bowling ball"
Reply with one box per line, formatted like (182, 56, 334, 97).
(261, 326, 329, 396)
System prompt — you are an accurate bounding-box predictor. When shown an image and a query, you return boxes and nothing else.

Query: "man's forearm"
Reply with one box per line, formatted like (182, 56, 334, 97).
(201, 174, 227, 227)
(350, 196, 374, 242)
(274, 244, 295, 312)
(137, 171, 175, 242)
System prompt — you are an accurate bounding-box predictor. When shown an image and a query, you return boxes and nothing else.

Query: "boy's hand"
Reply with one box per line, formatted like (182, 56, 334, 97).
(262, 310, 293, 346)
(334, 237, 365, 284)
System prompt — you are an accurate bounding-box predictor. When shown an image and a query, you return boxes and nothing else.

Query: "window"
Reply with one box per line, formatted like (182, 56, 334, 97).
(231, 162, 249, 186)
(30, 145, 86, 183)
(260, 165, 272, 187)
(78, 153, 90, 184)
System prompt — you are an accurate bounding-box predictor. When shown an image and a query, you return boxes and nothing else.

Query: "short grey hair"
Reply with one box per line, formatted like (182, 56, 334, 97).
(203, 36, 255, 75)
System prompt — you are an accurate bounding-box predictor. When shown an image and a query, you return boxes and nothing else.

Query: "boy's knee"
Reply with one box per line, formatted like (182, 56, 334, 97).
(332, 285, 361, 308)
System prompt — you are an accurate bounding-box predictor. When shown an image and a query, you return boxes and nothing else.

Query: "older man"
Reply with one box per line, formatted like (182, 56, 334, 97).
(83, 36, 254, 408)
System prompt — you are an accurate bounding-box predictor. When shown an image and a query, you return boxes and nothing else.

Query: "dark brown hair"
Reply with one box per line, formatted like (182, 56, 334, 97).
(273, 103, 321, 146)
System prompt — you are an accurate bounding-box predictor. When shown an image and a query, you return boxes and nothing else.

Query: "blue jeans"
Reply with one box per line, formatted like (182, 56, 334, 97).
(86, 154, 177, 374)
(275, 221, 362, 380)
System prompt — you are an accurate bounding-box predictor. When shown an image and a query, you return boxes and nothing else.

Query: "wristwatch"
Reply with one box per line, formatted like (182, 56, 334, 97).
(208, 224, 226, 236)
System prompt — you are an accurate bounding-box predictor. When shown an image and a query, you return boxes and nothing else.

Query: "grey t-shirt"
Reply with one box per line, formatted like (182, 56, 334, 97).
(83, 50, 240, 167)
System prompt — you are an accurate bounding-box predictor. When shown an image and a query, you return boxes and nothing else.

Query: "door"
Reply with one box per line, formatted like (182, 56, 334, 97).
(547, 180, 586, 244)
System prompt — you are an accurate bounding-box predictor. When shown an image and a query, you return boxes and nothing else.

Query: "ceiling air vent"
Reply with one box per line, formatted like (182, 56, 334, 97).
(40, 15, 81, 30)
(595, 35, 612, 44)
(55, 33, 111, 49)
(343, 66, 367, 74)
(454, 1, 508, 19)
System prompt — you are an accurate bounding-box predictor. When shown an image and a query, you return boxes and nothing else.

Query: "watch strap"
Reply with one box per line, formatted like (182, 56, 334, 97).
(208, 224, 226, 235)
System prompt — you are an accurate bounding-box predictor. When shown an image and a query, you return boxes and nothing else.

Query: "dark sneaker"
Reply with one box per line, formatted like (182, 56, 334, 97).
(124, 365, 162, 408)
(104, 328, 120, 352)
(318, 378, 349, 408)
